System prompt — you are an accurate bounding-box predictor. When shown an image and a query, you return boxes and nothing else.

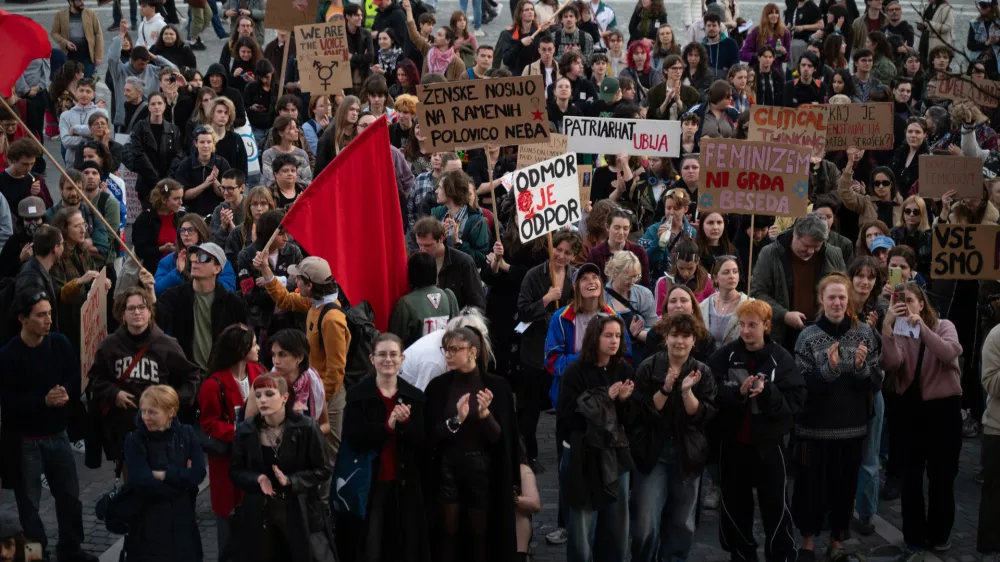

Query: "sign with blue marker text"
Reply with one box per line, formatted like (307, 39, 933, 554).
(513, 154, 581, 242)
(295, 20, 352, 95)
(697, 138, 811, 218)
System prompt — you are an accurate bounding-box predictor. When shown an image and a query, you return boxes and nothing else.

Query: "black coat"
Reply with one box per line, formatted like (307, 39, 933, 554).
(0, 230, 31, 279)
(235, 242, 305, 337)
(229, 413, 333, 562)
(371, 3, 407, 63)
(706, 338, 806, 451)
(423, 370, 520, 562)
(156, 282, 248, 360)
(342, 376, 430, 562)
(437, 246, 486, 311)
(14, 258, 59, 332)
(123, 417, 206, 562)
(126, 119, 184, 204)
(499, 26, 540, 76)
(132, 210, 180, 274)
(630, 353, 718, 476)
(74, 140, 124, 172)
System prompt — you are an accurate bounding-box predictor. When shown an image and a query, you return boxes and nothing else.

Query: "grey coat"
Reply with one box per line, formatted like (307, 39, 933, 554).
(106, 36, 177, 127)
(749, 230, 846, 346)
(223, 0, 265, 45)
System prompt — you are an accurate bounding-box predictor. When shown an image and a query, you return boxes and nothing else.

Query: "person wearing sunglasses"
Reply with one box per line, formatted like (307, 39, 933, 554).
(156, 241, 247, 372)
(153, 213, 237, 297)
(689, 80, 740, 149)
(838, 146, 903, 228)
(423, 326, 519, 562)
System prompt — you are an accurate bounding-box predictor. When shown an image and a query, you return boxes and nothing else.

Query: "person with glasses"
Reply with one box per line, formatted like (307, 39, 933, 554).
(424, 326, 519, 562)
(209, 169, 245, 245)
(647, 55, 700, 121)
(154, 213, 237, 296)
(341, 333, 430, 562)
(156, 241, 247, 371)
(87, 285, 199, 472)
(889, 198, 931, 273)
(0, 291, 99, 562)
(838, 147, 903, 228)
(557, 314, 634, 562)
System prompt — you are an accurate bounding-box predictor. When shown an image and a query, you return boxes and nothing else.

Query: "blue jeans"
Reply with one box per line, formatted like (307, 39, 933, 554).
(13, 433, 85, 558)
(207, 0, 228, 38)
(630, 444, 700, 562)
(458, 0, 482, 30)
(560, 452, 630, 562)
(81, 61, 95, 79)
(856, 391, 885, 519)
(112, 0, 137, 25)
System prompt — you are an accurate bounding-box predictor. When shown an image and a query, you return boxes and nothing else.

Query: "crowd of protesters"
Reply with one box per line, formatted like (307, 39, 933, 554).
(0, 0, 999, 561)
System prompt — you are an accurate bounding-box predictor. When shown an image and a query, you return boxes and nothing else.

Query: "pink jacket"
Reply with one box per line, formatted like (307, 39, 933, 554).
(654, 274, 715, 316)
(882, 318, 963, 400)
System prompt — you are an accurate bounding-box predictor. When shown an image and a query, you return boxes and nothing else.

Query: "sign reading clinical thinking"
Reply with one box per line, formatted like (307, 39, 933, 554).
(697, 138, 811, 217)
(512, 154, 582, 243)
(416, 75, 549, 152)
(564, 116, 681, 157)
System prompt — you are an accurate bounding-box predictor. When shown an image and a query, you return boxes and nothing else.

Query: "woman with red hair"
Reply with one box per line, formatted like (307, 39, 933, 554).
(619, 39, 656, 103)
(390, 59, 421, 98)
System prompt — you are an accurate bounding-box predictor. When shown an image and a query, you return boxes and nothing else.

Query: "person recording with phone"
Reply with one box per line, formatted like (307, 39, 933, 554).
(881, 282, 963, 558)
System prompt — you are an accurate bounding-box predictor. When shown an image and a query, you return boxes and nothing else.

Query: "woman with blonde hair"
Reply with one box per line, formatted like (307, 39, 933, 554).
(605, 250, 658, 363)
(123, 385, 206, 561)
(225, 185, 275, 265)
(793, 272, 881, 561)
(738, 3, 790, 69)
(208, 96, 249, 176)
(890, 195, 932, 269)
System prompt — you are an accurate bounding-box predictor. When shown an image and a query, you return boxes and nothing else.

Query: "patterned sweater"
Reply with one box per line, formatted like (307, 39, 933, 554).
(794, 315, 882, 440)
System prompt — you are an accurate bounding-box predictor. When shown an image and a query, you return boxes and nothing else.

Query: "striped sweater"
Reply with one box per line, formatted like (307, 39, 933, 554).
(794, 315, 882, 440)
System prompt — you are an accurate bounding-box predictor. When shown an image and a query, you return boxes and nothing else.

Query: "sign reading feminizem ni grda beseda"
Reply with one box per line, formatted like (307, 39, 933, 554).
(513, 154, 582, 243)
(697, 138, 811, 218)
(563, 116, 681, 157)
(416, 75, 550, 152)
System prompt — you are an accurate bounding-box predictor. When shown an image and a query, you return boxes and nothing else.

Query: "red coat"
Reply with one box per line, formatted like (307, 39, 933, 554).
(198, 363, 265, 518)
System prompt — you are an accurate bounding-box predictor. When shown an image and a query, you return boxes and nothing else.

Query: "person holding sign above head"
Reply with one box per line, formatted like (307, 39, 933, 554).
(402, 0, 468, 81)
(751, 212, 847, 351)
(791, 272, 881, 562)
(881, 282, 963, 558)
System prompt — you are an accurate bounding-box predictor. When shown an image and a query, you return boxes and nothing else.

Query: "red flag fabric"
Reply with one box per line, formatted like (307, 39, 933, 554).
(281, 116, 408, 332)
(0, 10, 53, 98)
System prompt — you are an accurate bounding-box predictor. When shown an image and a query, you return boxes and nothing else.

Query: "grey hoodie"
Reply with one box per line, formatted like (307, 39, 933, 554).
(106, 35, 177, 127)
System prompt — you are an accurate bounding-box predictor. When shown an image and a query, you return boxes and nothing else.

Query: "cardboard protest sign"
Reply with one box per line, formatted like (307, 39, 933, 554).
(80, 267, 108, 388)
(517, 133, 568, 168)
(234, 117, 261, 178)
(824, 103, 894, 151)
(578, 164, 592, 203)
(512, 154, 582, 242)
(295, 20, 352, 95)
(416, 76, 549, 152)
(263, 0, 318, 30)
(747, 105, 828, 152)
(927, 77, 1000, 109)
(564, 116, 681, 157)
(697, 138, 811, 218)
(931, 224, 1000, 280)
(918, 155, 985, 199)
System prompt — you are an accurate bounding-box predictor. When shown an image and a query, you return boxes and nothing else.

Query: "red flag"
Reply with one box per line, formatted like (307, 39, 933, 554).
(0, 10, 52, 98)
(281, 116, 408, 332)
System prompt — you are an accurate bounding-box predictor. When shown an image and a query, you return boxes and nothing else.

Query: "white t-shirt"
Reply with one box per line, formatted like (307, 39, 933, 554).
(136, 14, 166, 49)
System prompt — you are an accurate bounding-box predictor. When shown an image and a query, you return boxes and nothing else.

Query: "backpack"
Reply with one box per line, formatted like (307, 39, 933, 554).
(318, 301, 380, 389)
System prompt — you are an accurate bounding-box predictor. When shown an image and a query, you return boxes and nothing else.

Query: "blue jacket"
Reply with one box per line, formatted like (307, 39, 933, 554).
(639, 216, 697, 280)
(544, 304, 632, 408)
(154, 251, 237, 297)
(702, 35, 740, 76)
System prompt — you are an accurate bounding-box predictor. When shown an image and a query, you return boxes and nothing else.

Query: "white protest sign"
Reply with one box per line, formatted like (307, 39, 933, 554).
(564, 116, 681, 157)
(512, 153, 582, 242)
(235, 115, 261, 178)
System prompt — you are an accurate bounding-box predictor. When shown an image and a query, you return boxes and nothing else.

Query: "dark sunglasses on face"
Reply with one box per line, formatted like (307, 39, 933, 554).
(873, 180, 892, 187)
(904, 208, 921, 216)
(189, 252, 218, 265)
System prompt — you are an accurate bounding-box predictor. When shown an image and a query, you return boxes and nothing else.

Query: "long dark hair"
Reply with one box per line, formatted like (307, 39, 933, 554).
(207, 324, 256, 373)
(49, 60, 83, 107)
(578, 314, 626, 367)
(270, 329, 311, 373)
(846, 255, 885, 314)
(396, 59, 421, 95)
(694, 211, 736, 265)
(153, 24, 186, 52)
(831, 67, 857, 98)
(869, 166, 898, 200)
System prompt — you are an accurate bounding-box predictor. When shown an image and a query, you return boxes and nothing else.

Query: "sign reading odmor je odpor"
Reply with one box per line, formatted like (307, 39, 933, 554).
(513, 154, 582, 242)
(416, 75, 549, 152)
(697, 138, 811, 217)
(563, 116, 681, 157)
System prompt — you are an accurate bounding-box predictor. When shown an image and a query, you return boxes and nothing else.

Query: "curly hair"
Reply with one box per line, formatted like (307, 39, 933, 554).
(654, 311, 708, 341)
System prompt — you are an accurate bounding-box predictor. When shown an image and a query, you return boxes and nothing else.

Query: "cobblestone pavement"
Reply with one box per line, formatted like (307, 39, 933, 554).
(0, 410, 987, 561)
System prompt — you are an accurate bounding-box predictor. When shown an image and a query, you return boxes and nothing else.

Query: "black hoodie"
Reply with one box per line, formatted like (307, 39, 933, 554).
(204, 62, 248, 128)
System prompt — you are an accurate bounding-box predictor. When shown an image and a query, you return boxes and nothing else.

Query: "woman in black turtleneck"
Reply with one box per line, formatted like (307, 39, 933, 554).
(423, 327, 519, 562)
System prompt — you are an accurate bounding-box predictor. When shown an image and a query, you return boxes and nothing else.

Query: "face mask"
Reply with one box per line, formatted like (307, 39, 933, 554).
(24, 222, 40, 237)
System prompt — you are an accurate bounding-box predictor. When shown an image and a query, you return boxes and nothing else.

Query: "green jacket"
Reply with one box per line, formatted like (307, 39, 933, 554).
(431, 205, 491, 269)
(389, 285, 460, 347)
(749, 230, 846, 346)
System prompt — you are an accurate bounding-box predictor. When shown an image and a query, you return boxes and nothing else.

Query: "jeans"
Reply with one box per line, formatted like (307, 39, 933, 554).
(81, 60, 95, 79)
(856, 391, 884, 519)
(13, 433, 85, 558)
(112, 0, 137, 26)
(320, 387, 347, 503)
(560, 452, 630, 562)
(217, 515, 231, 560)
(458, 0, 482, 30)
(630, 444, 700, 562)
(207, 0, 228, 38)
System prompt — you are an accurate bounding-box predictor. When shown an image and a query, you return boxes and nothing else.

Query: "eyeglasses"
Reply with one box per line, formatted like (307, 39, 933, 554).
(189, 252, 218, 265)
(178, 227, 197, 235)
(373, 351, 401, 360)
(667, 65, 684, 72)
(903, 208, 921, 216)
(873, 180, 893, 187)
(441, 345, 470, 355)
(221, 185, 241, 192)
(126, 304, 148, 313)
